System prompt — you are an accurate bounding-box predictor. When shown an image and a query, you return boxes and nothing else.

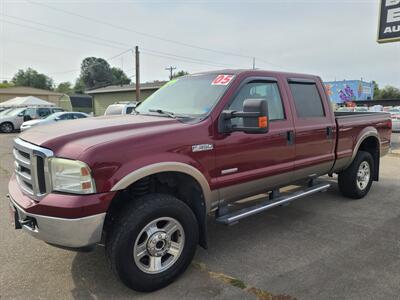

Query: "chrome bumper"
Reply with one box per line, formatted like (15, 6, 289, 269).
(9, 195, 105, 248)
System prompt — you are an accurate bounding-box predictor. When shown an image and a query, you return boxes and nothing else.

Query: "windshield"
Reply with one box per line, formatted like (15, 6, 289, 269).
(136, 74, 233, 117)
(105, 105, 123, 115)
(45, 112, 63, 120)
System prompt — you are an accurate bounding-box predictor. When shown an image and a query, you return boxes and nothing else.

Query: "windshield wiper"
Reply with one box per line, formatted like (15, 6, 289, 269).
(148, 108, 176, 119)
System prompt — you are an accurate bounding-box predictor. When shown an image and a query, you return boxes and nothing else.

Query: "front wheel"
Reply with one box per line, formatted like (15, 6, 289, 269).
(106, 194, 199, 292)
(338, 151, 374, 199)
(0, 122, 14, 133)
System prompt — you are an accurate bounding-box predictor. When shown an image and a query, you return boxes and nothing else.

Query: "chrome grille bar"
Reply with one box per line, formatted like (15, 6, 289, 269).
(13, 138, 54, 200)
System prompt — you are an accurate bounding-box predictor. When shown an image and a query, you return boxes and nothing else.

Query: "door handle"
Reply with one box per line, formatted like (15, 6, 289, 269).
(326, 126, 333, 139)
(286, 130, 295, 145)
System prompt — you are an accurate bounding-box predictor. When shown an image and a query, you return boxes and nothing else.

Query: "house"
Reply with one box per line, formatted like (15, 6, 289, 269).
(86, 81, 167, 116)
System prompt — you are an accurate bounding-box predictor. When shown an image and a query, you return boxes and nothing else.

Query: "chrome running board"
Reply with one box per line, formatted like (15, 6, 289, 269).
(216, 182, 330, 225)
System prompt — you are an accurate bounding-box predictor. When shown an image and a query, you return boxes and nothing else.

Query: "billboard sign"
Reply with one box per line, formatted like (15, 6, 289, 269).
(324, 80, 375, 104)
(378, 0, 400, 43)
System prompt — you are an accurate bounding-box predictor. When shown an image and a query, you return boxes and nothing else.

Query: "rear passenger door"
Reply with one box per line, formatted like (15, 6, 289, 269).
(286, 78, 336, 180)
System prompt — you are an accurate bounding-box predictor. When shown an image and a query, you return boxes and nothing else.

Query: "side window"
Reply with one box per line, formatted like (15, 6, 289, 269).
(58, 114, 71, 120)
(73, 113, 85, 119)
(25, 108, 36, 118)
(126, 107, 134, 114)
(289, 83, 325, 118)
(52, 108, 64, 113)
(37, 108, 51, 117)
(228, 81, 285, 126)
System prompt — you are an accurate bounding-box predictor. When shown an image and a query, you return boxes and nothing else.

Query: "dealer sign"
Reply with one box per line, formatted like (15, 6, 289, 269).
(378, 0, 400, 43)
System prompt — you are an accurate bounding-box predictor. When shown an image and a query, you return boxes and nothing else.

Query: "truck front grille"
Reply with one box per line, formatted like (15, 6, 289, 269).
(13, 138, 53, 200)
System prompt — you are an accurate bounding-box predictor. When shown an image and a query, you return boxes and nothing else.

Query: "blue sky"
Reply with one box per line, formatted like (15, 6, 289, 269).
(0, 0, 399, 88)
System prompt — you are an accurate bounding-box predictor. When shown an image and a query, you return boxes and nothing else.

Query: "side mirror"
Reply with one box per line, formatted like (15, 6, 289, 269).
(54, 117, 61, 121)
(219, 99, 269, 134)
(23, 115, 31, 122)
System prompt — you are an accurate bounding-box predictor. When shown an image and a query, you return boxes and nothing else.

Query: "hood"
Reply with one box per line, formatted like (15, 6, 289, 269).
(0, 115, 15, 122)
(22, 119, 42, 126)
(19, 114, 183, 157)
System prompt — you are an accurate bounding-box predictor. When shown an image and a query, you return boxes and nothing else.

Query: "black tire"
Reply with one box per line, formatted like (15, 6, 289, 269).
(106, 194, 199, 292)
(0, 122, 14, 133)
(338, 150, 374, 199)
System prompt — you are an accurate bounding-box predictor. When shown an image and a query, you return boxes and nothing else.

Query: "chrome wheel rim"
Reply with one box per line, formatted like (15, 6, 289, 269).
(356, 161, 370, 191)
(133, 217, 185, 274)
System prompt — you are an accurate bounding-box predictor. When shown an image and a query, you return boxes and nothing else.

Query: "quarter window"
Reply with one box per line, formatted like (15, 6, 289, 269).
(289, 83, 325, 118)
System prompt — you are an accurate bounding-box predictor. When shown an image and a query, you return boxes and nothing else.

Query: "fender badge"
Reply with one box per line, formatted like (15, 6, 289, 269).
(192, 144, 214, 152)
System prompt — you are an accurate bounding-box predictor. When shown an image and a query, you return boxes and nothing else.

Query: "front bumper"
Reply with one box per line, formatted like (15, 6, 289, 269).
(9, 193, 106, 248)
(8, 175, 116, 248)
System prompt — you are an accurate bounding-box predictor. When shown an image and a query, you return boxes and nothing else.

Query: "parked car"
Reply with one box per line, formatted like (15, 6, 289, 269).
(8, 70, 391, 292)
(354, 106, 369, 112)
(336, 107, 354, 112)
(388, 108, 400, 132)
(104, 101, 138, 116)
(0, 106, 64, 133)
(20, 111, 89, 132)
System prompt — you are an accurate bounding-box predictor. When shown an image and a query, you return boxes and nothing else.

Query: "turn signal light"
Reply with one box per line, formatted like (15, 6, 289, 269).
(258, 116, 268, 128)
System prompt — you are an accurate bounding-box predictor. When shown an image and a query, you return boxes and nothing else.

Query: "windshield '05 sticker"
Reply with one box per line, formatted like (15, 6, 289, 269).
(212, 74, 234, 85)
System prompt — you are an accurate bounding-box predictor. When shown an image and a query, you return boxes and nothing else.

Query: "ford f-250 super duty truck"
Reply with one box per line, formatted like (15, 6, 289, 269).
(8, 70, 392, 292)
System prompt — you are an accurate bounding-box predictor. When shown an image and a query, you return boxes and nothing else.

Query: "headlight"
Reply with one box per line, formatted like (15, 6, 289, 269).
(50, 158, 96, 194)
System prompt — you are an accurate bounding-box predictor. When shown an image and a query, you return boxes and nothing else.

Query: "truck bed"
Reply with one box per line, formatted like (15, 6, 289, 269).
(333, 111, 392, 173)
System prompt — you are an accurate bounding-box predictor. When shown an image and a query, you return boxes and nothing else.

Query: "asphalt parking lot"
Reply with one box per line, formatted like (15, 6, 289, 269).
(1, 133, 400, 300)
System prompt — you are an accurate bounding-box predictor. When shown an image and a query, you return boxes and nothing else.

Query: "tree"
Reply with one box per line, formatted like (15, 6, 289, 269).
(172, 70, 189, 79)
(111, 67, 131, 85)
(73, 78, 86, 94)
(56, 82, 73, 95)
(78, 57, 113, 90)
(377, 86, 400, 99)
(11, 68, 54, 90)
(372, 81, 380, 99)
(0, 80, 13, 88)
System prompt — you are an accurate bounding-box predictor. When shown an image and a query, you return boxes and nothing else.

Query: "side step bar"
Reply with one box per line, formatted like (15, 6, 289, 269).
(216, 182, 330, 225)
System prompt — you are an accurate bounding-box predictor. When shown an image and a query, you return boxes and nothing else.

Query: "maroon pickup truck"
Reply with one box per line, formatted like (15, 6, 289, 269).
(8, 70, 391, 291)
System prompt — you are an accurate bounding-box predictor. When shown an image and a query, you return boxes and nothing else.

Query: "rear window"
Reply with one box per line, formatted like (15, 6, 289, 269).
(289, 83, 325, 118)
(105, 105, 123, 115)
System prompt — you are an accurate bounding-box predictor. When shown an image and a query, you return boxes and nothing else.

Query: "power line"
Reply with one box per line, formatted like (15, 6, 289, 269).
(3, 14, 130, 49)
(2, 15, 247, 71)
(26, 0, 253, 60)
(142, 48, 241, 68)
(0, 18, 126, 50)
(26, 0, 287, 69)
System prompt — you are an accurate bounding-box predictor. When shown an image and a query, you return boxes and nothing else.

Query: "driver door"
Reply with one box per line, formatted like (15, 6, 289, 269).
(214, 78, 295, 204)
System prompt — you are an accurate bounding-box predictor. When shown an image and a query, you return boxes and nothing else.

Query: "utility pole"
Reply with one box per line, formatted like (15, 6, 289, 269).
(252, 57, 256, 70)
(165, 66, 176, 80)
(135, 46, 140, 101)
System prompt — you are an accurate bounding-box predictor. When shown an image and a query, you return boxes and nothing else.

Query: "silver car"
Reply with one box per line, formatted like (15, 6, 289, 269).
(0, 106, 64, 133)
(20, 111, 89, 132)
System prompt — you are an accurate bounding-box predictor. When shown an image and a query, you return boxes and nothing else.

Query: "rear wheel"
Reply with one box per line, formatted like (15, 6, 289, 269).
(338, 151, 374, 199)
(0, 122, 14, 133)
(106, 194, 199, 292)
